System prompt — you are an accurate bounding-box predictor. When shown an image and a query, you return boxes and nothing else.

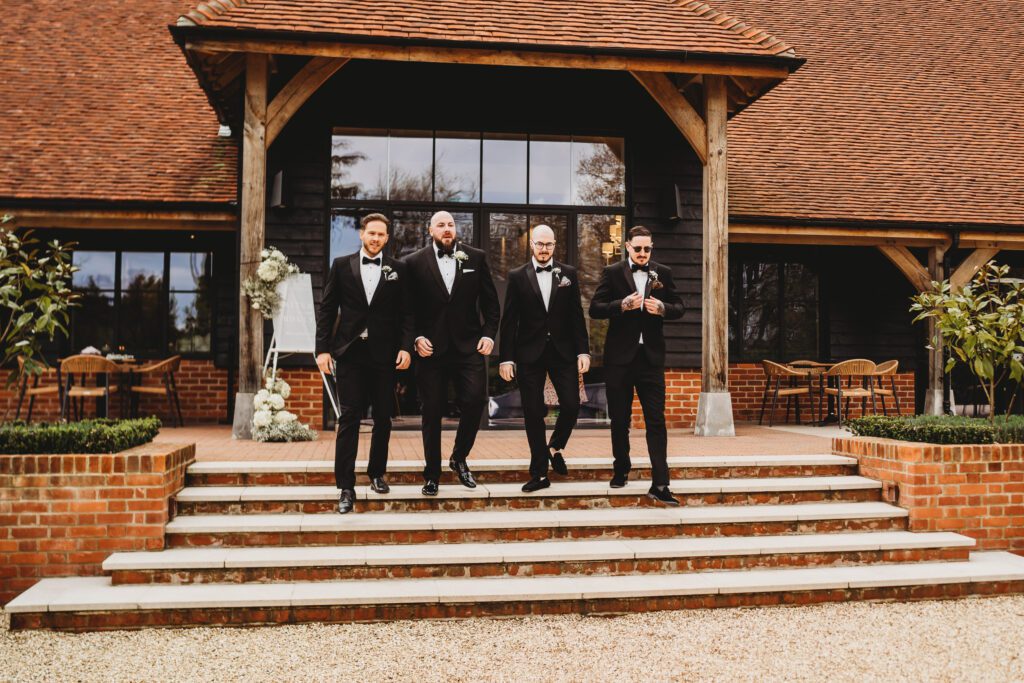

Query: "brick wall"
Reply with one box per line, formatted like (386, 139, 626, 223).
(834, 436, 1024, 553)
(0, 442, 194, 604)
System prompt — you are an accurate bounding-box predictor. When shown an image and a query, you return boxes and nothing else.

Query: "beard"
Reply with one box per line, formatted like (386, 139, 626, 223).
(432, 235, 456, 249)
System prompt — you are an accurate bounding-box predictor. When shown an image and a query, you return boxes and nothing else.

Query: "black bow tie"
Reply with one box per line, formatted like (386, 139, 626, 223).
(535, 264, 553, 273)
(631, 263, 650, 273)
(362, 256, 381, 266)
(437, 248, 453, 259)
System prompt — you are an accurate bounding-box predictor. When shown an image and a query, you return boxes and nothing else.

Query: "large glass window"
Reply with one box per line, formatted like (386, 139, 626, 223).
(331, 130, 388, 200)
(730, 256, 819, 361)
(483, 134, 528, 204)
(528, 136, 572, 205)
(169, 253, 213, 353)
(435, 133, 480, 203)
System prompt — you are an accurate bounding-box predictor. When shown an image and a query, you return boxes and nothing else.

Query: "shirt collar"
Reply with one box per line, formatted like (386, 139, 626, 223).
(532, 256, 554, 271)
(360, 248, 381, 263)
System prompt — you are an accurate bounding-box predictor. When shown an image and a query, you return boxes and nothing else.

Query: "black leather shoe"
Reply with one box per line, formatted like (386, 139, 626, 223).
(337, 489, 356, 514)
(648, 486, 681, 506)
(421, 479, 439, 496)
(610, 472, 628, 488)
(369, 476, 390, 494)
(521, 477, 551, 493)
(549, 450, 569, 476)
(449, 458, 477, 488)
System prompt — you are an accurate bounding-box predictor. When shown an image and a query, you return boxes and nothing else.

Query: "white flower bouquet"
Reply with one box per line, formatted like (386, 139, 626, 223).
(241, 246, 300, 319)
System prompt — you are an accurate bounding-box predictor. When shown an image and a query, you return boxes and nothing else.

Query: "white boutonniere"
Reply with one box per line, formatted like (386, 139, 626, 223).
(453, 250, 469, 271)
(649, 270, 664, 290)
(382, 265, 398, 281)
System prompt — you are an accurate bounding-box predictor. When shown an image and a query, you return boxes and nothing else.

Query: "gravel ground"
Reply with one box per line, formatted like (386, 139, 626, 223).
(2, 596, 1024, 682)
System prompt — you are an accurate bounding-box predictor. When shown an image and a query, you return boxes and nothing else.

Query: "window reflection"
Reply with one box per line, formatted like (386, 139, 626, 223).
(72, 251, 116, 289)
(577, 214, 625, 365)
(331, 132, 388, 200)
(170, 253, 209, 291)
(169, 253, 212, 353)
(729, 259, 819, 361)
(121, 252, 163, 288)
(72, 290, 114, 352)
(329, 213, 363, 262)
(529, 136, 572, 205)
(389, 130, 433, 201)
(482, 134, 527, 204)
(435, 133, 480, 203)
(572, 137, 626, 207)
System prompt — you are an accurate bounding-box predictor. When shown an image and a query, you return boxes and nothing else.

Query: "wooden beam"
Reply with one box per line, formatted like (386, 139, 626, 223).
(949, 248, 999, 290)
(0, 208, 235, 231)
(631, 71, 707, 164)
(701, 75, 729, 394)
(266, 57, 349, 148)
(184, 39, 794, 80)
(730, 223, 951, 247)
(878, 245, 933, 293)
(958, 232, 1024, 250)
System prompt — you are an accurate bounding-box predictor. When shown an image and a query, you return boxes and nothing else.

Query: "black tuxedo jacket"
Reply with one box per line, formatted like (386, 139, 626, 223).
(498, 260, 589, 365)
(403, 243, 501, 356)
(588, 259, 685, 367)
(315, 252, 414, 363)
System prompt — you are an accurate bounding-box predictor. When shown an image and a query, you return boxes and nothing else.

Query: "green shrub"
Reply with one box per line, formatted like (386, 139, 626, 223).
(846, 414, 1024, 444)
(0, 417, 161, 454)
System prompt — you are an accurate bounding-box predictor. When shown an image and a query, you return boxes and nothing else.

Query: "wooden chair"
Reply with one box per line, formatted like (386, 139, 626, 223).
(759, 360, 819, 427)
(14, 356, 61, 422)
(872, 359, 902, 415)
(60, 355, 121, 421)
(824, 359, 878, 426)
(129, 355, 184, 427)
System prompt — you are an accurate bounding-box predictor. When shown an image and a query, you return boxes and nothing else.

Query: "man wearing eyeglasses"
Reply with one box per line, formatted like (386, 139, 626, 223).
(589, 225, 685, 505)
(498, 225, 590, 492)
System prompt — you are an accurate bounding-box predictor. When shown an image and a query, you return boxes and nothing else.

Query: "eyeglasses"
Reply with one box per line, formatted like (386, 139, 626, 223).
(630, 244, 652, 253)
(533, 242, 556, 250)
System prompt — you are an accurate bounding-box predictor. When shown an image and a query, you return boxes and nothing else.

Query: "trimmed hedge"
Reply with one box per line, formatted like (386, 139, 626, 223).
(0, 417, 161, 454)
(846, 414, 1024, 444)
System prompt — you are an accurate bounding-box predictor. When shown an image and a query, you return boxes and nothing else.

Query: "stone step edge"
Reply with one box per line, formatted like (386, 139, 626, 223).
(11, 552, 1023, 613)
(103, 531, 976, 571)
(175, 476, 881, 503)
(187, 455, 855, 475)
(164, 502, 909, 534)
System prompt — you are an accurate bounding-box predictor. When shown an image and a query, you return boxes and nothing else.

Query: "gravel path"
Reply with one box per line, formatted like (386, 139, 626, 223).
(3, 596, 1024, 682)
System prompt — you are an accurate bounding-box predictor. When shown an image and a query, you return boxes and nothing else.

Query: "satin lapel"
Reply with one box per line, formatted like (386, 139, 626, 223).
(425, 247, 450, 300)
(349, 254, 368, 308)
(367, 257, 389, 308)
(619, 259, 636, 294)
(545, 261, 563, 315)
(525, 264, 545, 310)
(449, 244, 466, 297)
(643, 264, 654, 299)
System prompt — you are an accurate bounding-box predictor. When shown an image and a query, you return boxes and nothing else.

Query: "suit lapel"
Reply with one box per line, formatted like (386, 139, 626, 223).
(349, 253, 368, 308)
(545, 261, 563, 314)
(424, 246, 450, 300)
(449, 243, 466, 297)
(525, 263, 545, 310)
(619, 259, 636, 294)
(643, 264, 654, 299)
(367, 256, 390, 308)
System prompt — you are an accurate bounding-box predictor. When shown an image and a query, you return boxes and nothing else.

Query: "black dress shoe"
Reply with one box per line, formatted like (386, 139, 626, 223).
(648, 485, 681, 506)
(421, 479, 439, 496)
(521, 476, 551, 493)
(369, 476, 390, 494)
(337, 489, 356, 514)
(549, 450, 569, 476)
(610, 472, 628, 488)
(449, 458, 477, 488)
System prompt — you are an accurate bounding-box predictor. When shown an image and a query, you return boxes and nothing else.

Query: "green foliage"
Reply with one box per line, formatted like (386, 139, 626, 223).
(0, 417, 161, 454)
(0, 215, 78, 388)
(910, 261, 1024, 421)
(847, 414, 1024, 444)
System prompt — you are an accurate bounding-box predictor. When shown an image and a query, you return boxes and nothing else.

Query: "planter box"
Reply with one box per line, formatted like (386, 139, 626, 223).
(833, 436, 1024, 554)
(0, 442, 194, 604)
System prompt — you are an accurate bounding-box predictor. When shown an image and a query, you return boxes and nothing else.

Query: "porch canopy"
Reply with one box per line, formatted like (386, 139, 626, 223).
(170, 0, 805, 437)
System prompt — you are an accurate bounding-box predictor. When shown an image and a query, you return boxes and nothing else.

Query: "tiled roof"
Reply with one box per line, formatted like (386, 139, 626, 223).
(177, 0, 796, 58)
(0, 1, 237, 205)
(714, 0, 1024, 227)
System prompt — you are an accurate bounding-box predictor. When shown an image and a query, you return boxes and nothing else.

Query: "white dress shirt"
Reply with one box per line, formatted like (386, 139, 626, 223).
(533, 256, 554, 311)
(630, 259, 649, 345)
(435, 244, 457, 295)
(358, 248, 381, 338)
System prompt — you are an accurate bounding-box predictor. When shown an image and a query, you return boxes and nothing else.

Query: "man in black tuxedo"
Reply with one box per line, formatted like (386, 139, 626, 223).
(404, 211, 501, 495)
(315, 213, 413, 514)
(589, 225, 685, 506)
(498, 225, 590, 492)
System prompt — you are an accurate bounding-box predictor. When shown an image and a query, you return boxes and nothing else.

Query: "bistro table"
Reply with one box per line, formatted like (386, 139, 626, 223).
(786, 361, 837, 424)
(58, 355, 142, 419)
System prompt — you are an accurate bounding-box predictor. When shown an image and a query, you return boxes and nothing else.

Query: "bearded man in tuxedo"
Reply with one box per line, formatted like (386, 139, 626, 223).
(404, 211, 501, 495)
(498, 225, 590, 492)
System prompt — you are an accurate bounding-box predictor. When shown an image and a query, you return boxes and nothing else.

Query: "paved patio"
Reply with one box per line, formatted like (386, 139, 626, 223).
(152, 423, 838, 461)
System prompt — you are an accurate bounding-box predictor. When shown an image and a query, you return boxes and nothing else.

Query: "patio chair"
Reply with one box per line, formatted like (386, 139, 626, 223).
(824, 359, 878, 426)
(60, 354, 121, 421)
(129, 355, 184, 427)
(759, 360, 819, 427)
(14, 356, 61, 422)
(872, 359, 902, 416)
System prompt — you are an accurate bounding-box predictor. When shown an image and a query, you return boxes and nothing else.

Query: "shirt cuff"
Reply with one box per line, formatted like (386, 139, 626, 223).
(481, 337, 494, 345)
(499, 361, 515, 367)
(577, 354, 591, 359)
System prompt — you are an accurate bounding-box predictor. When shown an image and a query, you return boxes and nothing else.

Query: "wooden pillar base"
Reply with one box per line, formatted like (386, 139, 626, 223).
(231, 392, 255, 440)
(694, 392, 735, 437)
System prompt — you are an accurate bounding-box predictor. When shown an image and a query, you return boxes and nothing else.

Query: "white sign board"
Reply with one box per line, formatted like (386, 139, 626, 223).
(271, 274, 317, 353)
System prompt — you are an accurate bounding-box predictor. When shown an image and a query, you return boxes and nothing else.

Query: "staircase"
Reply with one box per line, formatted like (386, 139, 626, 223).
(8, 454, 1024, 630)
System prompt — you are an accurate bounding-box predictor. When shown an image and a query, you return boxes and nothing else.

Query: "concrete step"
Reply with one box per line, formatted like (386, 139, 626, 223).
(104, 531, 975, 584)
(10, 552, 1024, 630)
(174, 476, 882, 514)
(186, 455, 858, 487)
(164, 501, 910, 547)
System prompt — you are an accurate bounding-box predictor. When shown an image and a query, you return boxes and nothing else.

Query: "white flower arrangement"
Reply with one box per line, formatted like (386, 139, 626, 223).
(381, 264, 399, 281)
(453, 249, 469, 270)
(252, 370, 318, 442)
(242, 246, 300, 319)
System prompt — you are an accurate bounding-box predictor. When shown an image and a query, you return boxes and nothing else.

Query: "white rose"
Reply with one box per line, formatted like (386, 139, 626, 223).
(272, 250, 287, 262)
(252, 410, 273, 427)
(257, 260, 279, 281)
(270, 394, 286, 410)
(261, 249, 269, 258)
(274, 410, 297, 424)
(277, 381, 291, 399)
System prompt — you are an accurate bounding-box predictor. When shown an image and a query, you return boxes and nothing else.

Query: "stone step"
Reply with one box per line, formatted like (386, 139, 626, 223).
(174, 476, 882, 514)
(186, 455, 857, 487)
(104, 531, 975, 584)
(10, 552, 1024, 630)
(164, 501, 910, 547)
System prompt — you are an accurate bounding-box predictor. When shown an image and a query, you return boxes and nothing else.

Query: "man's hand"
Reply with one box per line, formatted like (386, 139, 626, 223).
(577, 355, 591, 375)
(643, 297, 665, 316)
(415, 337, 434, 357)
(316, 353, 335, 375)
(395, 350, 411, 370)
(477, 337, 494, 355)
(499, 363, 515, 382)
(621, 292, 643, 312)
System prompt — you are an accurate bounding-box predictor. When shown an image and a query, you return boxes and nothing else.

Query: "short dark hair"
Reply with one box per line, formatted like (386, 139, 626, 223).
(360, 213, 390, 231)
(628, 225, 652, 240)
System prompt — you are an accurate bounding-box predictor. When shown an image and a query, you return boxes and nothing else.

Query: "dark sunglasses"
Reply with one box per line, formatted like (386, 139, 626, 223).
(630, 245, 652, 253)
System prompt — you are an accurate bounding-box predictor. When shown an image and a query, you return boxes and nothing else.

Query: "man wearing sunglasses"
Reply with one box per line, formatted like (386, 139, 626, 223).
(589, 225, 685, 505)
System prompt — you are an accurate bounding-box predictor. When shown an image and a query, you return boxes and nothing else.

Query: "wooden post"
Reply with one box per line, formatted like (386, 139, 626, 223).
(232, 53, 268, 439)
(695, 75, 735, 436)
(924, 246, 945, 415)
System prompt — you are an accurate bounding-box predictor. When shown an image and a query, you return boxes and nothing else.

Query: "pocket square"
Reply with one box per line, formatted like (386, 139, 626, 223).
(557, 276, 572, 288)
(462, 268, 476, 273)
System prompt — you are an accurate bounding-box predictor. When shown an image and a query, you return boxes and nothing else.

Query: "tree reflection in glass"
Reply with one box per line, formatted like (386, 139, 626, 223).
(529, 136, 572, 205)
(388, 130, 433, 201)
(577, 214, 625, 365)
(169, 253, 212, 353)
(572, 137, 626, 207)
(331, 132, 388, 200)
(435, 133, 480, 203)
